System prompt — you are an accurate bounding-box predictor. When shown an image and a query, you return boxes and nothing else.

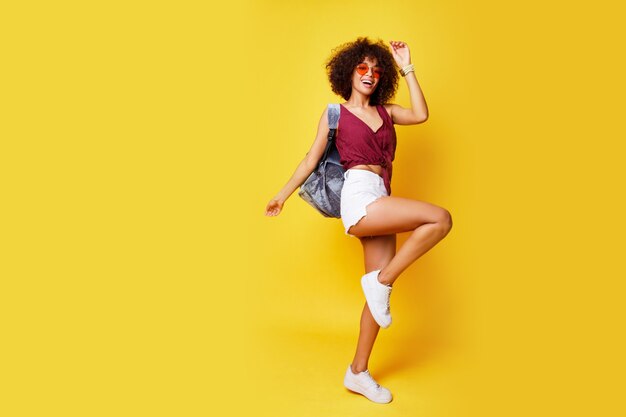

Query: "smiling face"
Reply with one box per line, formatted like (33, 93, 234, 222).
(351, 56, 383, 96)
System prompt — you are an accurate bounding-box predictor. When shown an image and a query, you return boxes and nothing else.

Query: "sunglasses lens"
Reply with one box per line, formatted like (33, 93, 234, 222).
(356, 64, 368, 76)
(373, 68, 383, 78)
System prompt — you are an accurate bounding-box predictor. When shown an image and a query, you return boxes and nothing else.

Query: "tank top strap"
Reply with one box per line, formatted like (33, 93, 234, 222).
(376, 104, 392, 127)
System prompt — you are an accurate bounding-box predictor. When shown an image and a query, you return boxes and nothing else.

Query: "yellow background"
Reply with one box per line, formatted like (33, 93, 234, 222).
(1, 1, 625, 416)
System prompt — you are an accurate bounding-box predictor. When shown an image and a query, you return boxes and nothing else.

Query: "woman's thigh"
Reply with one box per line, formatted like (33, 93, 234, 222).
(359, 234, 397, 272)
(348, 196, 450, 238)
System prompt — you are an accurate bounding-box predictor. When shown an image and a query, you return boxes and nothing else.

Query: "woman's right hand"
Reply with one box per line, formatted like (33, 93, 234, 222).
(265, 198, 284, 216)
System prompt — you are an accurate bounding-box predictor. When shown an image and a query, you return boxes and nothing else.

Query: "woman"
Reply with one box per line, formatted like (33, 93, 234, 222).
(264, 37, 453, 404)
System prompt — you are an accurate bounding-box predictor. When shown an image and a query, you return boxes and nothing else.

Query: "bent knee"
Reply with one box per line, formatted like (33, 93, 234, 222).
(434, 209, 453, 236)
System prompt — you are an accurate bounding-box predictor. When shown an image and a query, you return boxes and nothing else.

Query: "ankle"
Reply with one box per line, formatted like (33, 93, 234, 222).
(351, 363, 368, 374)
(377, 271, 393, 287)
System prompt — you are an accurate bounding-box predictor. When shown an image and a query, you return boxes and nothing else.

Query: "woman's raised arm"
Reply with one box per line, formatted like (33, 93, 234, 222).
(386, 40, 429, 125)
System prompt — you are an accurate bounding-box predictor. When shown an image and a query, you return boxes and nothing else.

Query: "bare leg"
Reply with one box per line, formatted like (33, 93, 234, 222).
(351, 234, 396, 373)
(347, 196, 453, 286)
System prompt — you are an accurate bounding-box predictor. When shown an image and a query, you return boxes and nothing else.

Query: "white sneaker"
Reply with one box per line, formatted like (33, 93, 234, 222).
(343, 365, 392, 404)
(361, 269, 392, 328)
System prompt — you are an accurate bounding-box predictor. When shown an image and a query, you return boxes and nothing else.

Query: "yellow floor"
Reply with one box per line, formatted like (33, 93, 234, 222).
(242, 269, 475, 417)
(247, 319, 471, 417)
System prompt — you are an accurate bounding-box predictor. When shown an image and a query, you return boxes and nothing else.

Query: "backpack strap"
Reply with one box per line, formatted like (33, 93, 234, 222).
(319, 104, 341, 166)
(327, 103, 340, 130)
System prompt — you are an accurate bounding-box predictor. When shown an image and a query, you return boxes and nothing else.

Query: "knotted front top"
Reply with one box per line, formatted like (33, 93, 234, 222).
(335, 104, 397, 195)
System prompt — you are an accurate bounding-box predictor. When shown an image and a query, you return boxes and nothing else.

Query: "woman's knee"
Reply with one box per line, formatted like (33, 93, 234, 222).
(434, 208, 453, 236)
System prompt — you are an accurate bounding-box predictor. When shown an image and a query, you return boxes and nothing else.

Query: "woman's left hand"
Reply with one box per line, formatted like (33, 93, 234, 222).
(389, 40, 411, 68)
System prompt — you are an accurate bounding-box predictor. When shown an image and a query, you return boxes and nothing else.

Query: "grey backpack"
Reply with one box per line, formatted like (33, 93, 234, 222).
(298, 104, 344, 218)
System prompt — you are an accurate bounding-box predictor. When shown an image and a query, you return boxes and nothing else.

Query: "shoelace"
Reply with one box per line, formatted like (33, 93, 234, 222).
(385, 287, 392, 313)
(361, 370, 382, 389)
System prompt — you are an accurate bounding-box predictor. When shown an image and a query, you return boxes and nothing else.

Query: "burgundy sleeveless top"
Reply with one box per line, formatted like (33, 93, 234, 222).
(335, 104, 397, 195)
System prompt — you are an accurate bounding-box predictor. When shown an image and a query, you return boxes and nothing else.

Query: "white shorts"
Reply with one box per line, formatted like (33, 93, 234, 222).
(340, 168, 389, 236)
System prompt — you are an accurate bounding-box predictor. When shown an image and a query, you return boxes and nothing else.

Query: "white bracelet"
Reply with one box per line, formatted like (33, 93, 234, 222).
(400, 64, 415, 77)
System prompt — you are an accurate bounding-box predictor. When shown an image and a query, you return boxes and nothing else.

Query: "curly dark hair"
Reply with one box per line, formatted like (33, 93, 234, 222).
(325, 37, 400, 105)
